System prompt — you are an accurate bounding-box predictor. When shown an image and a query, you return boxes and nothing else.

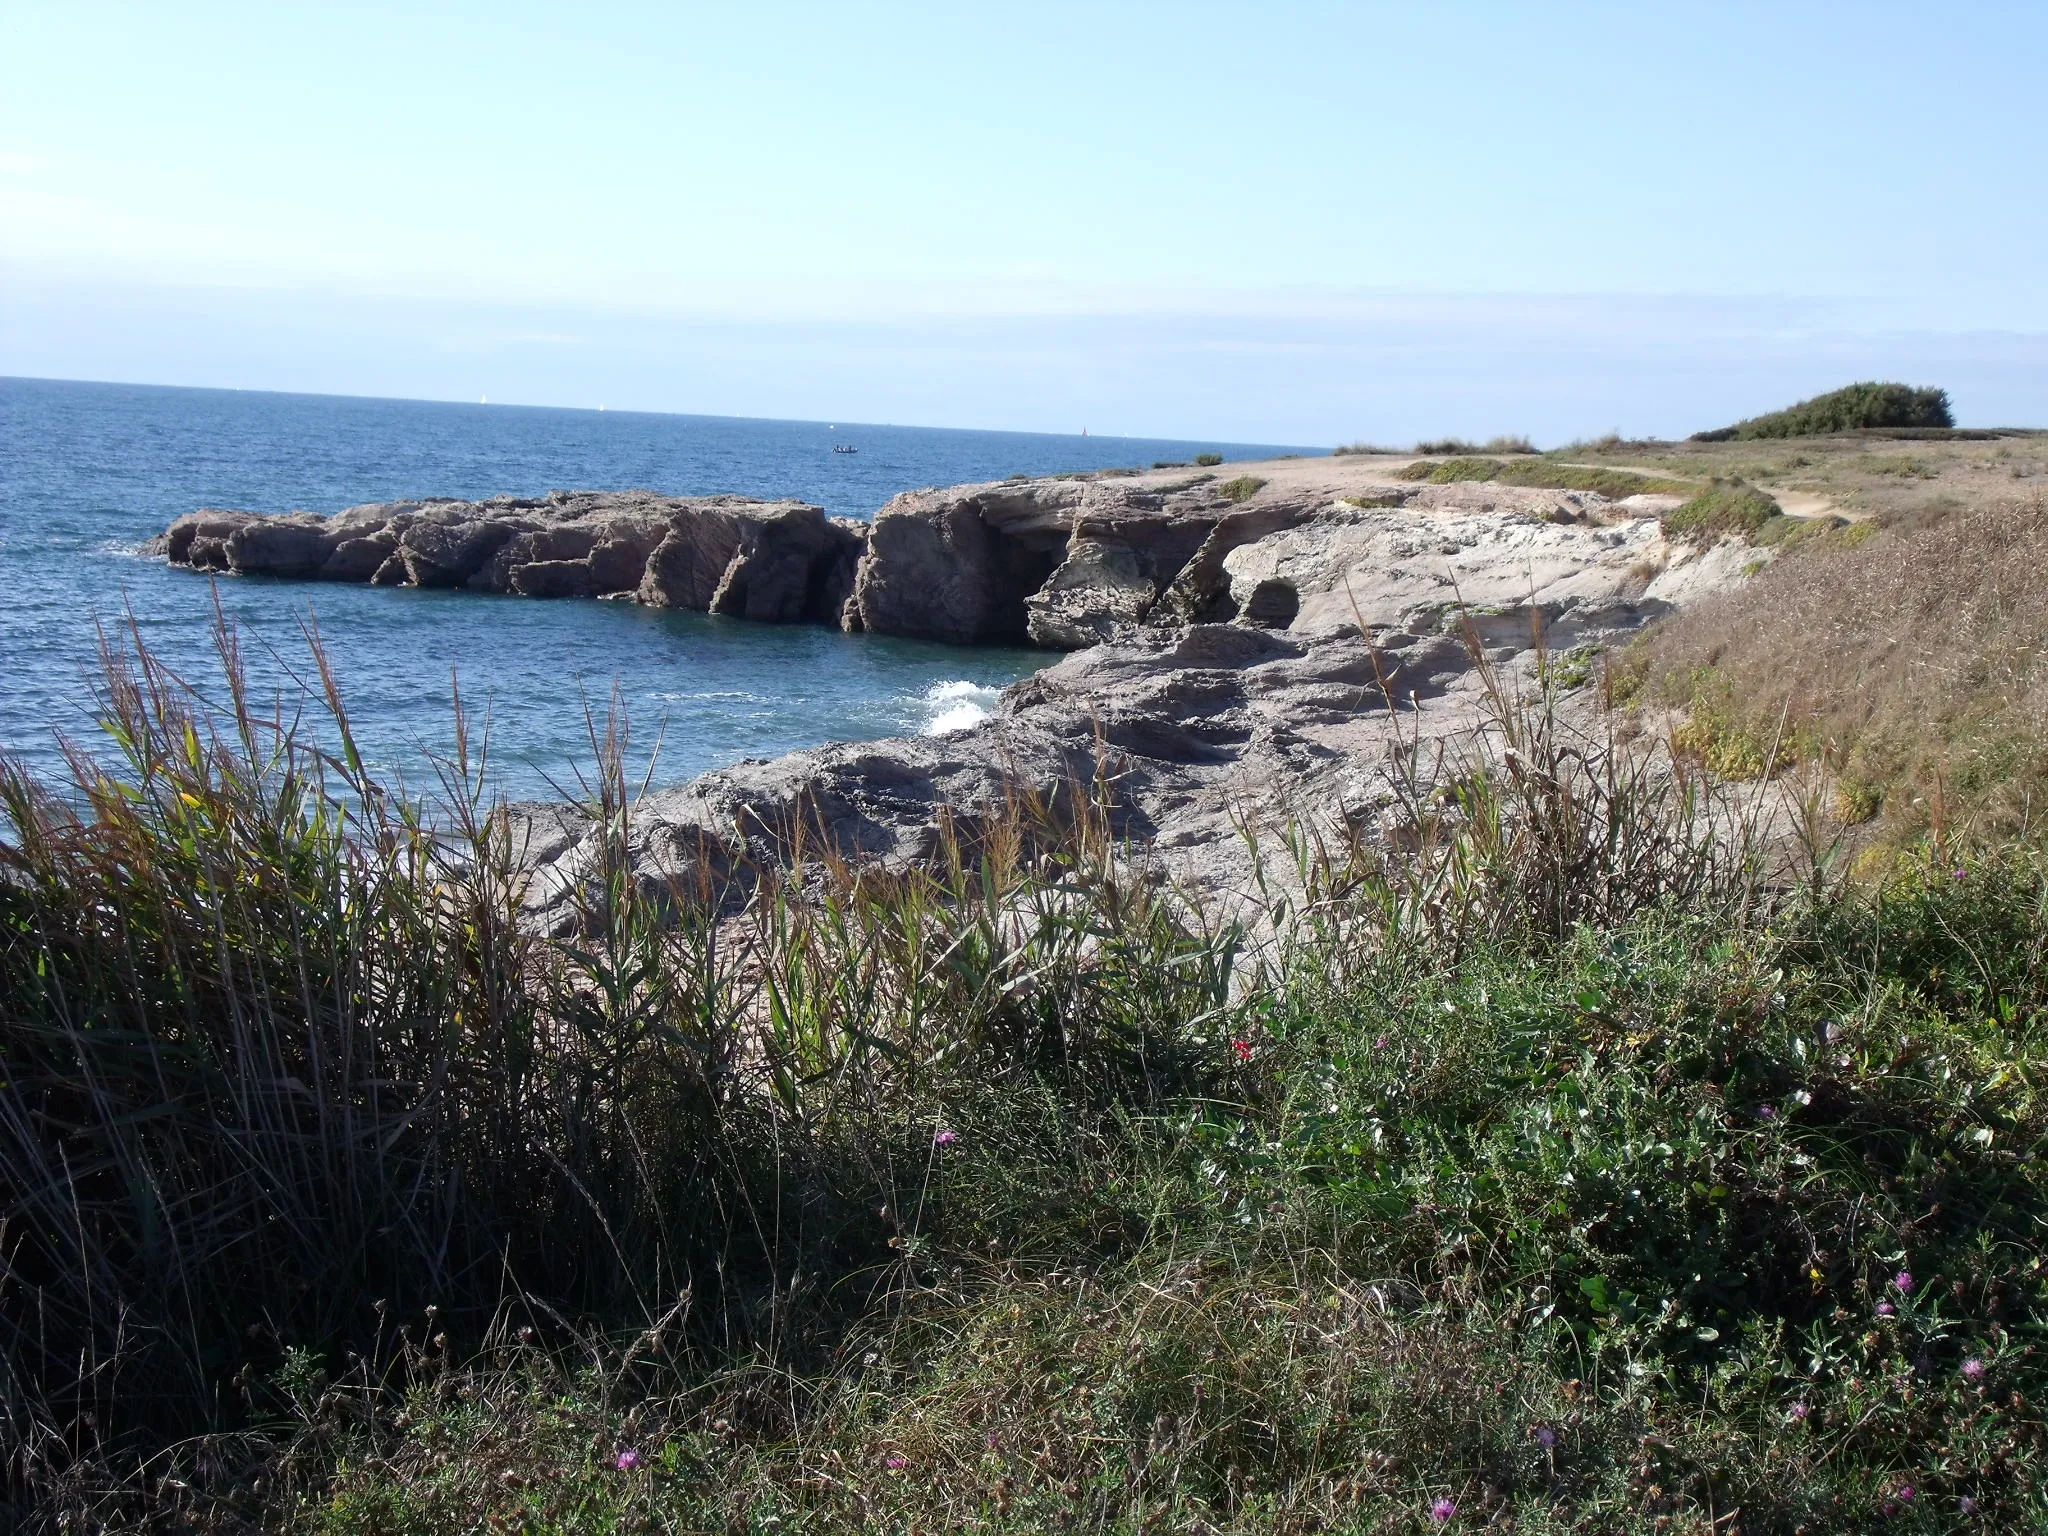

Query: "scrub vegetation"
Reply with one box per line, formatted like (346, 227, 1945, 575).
(1660, 480, 1783, 543)
(1397, 457, 1691, 500)
(10, 612, 2048, 1534)
(1632, 490, 2048, 858)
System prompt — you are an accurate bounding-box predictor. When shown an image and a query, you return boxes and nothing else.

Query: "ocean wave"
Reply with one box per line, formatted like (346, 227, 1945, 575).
(920, 679, 1003, 736)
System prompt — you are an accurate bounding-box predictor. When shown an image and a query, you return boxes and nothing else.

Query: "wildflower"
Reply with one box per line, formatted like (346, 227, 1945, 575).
(933, 1128, 957, 1147)
(1373, 1035, 1390, 1051)
(1963, 1357, 1987, 1383)
(615, 1449, 641, 1472)
(1231, 1038, 1254, 1062)
(1895, 1270, 1915, 1293)
(1429, 1497, 1457, 1522)
(1789, 1401, 1810, 1422)
(1953, 865, 1968, 881)
(1757, 1105, 1777, 1120)
(1534, 1425, 1558, 1449)
(884, 1454, 908, 1471)
(1876, 1301, 1896, 1317)
(1897, 1483, 1916, 1502)
(1960, 1495, 1979, 1514)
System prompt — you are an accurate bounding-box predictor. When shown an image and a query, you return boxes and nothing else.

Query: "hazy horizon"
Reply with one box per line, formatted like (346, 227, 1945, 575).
(4, 1, 2043, 440)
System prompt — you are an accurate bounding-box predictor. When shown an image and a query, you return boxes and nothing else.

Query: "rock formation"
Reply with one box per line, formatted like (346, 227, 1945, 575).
(157, 463, 1693, 655)
(500, 491, 1742, 933)
(153, 456, 1763, 927)
(156, 490, 862, 626)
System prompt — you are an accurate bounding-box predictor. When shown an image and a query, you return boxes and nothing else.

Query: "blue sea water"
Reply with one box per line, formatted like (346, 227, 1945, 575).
(0, 377, 1316, 799)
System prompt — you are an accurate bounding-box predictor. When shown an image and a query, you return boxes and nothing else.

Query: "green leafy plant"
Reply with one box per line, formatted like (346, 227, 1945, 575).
(1693, 382, 1953, 441)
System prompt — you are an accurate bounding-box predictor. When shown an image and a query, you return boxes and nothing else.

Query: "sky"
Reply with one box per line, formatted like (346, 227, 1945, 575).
(2, 0, 2043, 443)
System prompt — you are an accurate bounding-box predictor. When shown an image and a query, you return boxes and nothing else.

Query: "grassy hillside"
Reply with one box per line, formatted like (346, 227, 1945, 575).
(1542, 425, 2047, 528)
(10, 633, 2048, 1532)
(1627, 492, 2048, 857)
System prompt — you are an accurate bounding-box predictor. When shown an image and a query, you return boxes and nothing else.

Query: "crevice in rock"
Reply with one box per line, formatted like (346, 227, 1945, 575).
(1241, 579, 1300, 629)
(979, 520, 1065, 643)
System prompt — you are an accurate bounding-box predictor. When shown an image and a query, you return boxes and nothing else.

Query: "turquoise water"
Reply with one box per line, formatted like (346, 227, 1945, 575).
(0, 377, 1315, 799)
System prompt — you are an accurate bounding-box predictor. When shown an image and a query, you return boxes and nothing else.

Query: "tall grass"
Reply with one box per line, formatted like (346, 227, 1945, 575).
(1, 622, 1252, 1525)
(1634, 491, 2048, 850)
(9, 622, 2048, 1529)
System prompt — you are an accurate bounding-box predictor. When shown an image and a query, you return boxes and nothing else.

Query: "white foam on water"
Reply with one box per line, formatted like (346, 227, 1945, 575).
(921, 679, 1003, 735)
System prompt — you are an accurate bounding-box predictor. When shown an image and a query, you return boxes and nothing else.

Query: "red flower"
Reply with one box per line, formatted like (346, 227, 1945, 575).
(1231, 1039, 1254, 1062)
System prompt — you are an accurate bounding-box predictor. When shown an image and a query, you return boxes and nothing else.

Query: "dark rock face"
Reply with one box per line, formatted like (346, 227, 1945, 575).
(156, 471, 1358, 653)
(849, 478, 1310, 647)
(156, 491, 861, 623)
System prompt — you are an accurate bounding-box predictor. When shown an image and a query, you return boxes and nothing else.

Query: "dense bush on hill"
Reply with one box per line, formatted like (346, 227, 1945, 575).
(1692, 382, 1954, 442)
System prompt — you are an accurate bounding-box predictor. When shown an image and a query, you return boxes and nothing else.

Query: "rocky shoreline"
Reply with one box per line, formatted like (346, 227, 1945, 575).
(155, 456, 1755, 926)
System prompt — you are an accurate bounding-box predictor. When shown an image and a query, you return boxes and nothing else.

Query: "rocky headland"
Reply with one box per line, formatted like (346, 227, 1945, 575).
(155, 455, 1758, 927)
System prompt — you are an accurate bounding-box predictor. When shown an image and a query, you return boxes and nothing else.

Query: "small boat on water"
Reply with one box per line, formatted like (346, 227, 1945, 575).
(833, 444, 858, 454)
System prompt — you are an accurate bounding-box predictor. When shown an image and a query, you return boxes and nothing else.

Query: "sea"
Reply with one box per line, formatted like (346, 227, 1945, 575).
(0, 377, 1316, 800)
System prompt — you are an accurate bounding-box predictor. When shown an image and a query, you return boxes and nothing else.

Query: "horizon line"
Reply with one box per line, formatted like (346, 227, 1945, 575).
(0, 372, 1332, 452)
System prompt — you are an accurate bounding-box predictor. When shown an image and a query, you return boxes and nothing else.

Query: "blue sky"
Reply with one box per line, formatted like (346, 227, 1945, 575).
(3, 1, 2043, 442)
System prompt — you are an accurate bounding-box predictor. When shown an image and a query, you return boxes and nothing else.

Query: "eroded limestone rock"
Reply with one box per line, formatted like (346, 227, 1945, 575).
(156, 490, 861, 623)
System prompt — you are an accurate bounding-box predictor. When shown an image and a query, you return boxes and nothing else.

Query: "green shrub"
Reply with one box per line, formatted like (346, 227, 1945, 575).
(1217, 474, 1266, 503)
(1396, 455, 1504, 483)
(1662, 479, 1782, 542)
(1413, 435, 1536, 455)
(1497, 461, 1692, 497)
(1193, 452, 1224, 467)
(1692, 382, 1954, 442)
(1395, 458, 1688, 497)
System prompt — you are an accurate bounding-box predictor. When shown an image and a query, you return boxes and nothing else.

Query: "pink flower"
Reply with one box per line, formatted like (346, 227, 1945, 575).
(1895, 1270, 1916, 1293)
(615, 1448, 641, 1471)
(1961, 1495, 1979, 1514)
(884, 1453, 908, 1471)
(1429, 1497, 1457, 1522)
(1373, 1035, 1390, 1051)
(1533, 1425, 1557, 1449)
(1876, 1301, 1896, 1317)
(1963, 1357, 1987, 1383)
(933, 1128, 957, 1147)
(1789, 1401, 1810, 1421)
(1897, 1483, 1916, 1502)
